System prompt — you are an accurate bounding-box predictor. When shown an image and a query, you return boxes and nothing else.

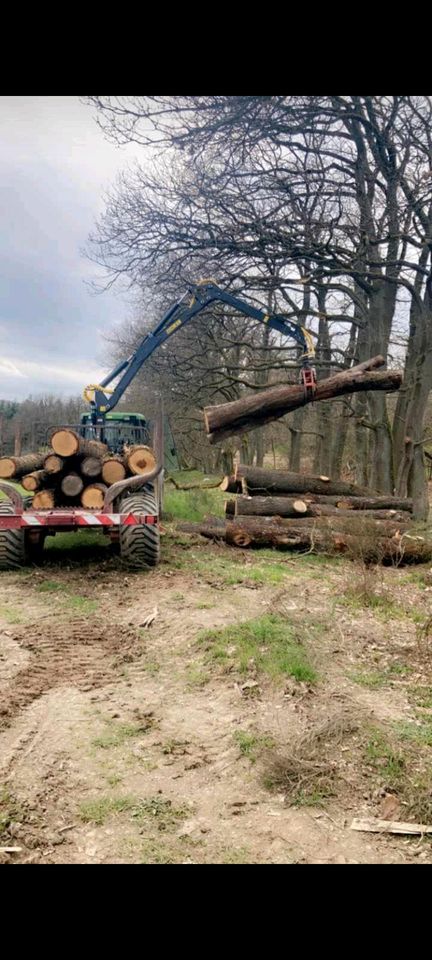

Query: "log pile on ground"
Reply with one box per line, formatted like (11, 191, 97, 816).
(0, 428, 157, 510)
(179, 465, 427, 564)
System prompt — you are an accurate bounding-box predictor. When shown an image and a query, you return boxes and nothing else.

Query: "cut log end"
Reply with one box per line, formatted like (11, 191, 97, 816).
(51, 429, 79, 457)
(43, 454, 64, 474)
(80, 483, 108, 509)
(102, 458, 127, 485)
(0, 458, 16, 479)
(61, 472, 84, 497)
(124, 445, 156, 477)
(32, 490, 55, 509)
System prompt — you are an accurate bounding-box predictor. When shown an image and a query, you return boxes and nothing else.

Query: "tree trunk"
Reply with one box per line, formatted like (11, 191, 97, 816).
(178, 519, 430, 563)
(80, 483, 108, 509)
(204, 356, 401, 444)
(61, 473, 84, 497)
(220, 475, 242, 493)
(102, 456, 127, 484)
(289, 408, 305, 471)
(33, 490, 56, 509)
(235, 465, 375, 497)
(51, 429, 108, 459)
(21, 470, 50, 492)
(123, 445, 156, 476)
(43, 453, 64, 474)
(296, 493, 413, 512)
(227, 496, 408, 522)
(0, 453, 46, 479)
(81, 457, 102, 479)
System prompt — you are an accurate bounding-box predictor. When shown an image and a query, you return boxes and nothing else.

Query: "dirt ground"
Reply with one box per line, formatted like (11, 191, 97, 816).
(1, 527, 432, 864)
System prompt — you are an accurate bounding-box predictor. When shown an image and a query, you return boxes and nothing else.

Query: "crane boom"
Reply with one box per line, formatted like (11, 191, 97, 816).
(84, 282, 316, 417)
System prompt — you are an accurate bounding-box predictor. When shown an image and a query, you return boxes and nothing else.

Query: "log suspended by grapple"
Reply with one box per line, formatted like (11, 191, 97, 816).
(204, 356, 403, 444)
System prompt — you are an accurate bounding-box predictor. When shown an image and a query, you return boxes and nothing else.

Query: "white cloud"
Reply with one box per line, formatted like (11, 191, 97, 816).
(0, 358, 26, 377)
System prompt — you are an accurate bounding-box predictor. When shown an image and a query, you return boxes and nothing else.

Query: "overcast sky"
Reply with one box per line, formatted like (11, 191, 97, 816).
(0, 96, 140, 402)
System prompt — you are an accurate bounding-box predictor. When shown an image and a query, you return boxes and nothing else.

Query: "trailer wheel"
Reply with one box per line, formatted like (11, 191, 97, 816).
(0, 500, 26, 570)
(119, 489, 160, 568)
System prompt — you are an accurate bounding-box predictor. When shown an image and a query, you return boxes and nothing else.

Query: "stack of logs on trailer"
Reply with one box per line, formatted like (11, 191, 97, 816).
(0, 429, 157, 508)
(180, 465, 429, 563)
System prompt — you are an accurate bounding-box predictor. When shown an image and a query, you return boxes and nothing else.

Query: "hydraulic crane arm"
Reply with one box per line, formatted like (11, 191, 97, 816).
(84, 281, 316, 416)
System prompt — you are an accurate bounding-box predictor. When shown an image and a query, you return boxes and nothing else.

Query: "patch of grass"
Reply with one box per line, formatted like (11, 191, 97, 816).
(351, 663, 412, 688)
(79, 795, 135, 825)
(364, 729, 405, 784)
(219, 846, 252, 864)
(44, 530, 110, 564)
(195, 601, 215, 610)
(185, 666, 211, 688)
(105, 774, 123, 787)
(63, 595, 98, 614)
(394, 720, 432, 747)
(0, 787, 23, 838)
(92, 721, 152, 750)
(341, 587, 406, 620)
(36, 580, 63, 593)
(164, 483, 225, 522)
(234, 730, 276, 762)
(0, 604, 23, 624)
(197, 614, 317, 683)
(131, 796, 190, 831)
(410, 686, 432, 709)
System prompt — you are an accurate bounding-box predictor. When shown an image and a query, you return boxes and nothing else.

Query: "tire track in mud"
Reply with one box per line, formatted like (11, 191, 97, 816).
(0, 620, 144, 729)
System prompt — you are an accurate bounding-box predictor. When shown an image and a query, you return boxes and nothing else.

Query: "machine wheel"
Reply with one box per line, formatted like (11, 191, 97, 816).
(119, 489, 160, 568)
(0, 500, 26, 570)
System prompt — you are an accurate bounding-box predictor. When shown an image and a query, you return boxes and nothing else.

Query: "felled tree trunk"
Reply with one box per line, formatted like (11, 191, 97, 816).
(61, 473, 84, 497)
(298, 493, 413, 512)
(43, 453, 64, 474)
(220, 475, 242, 493)
(123, 445, 156, 476)
(80, 483, 108, 509)
(102, 456, 127, 485)
(178, 519, 431, 563)
(51, 429, 107, 459)
(81, 457, 102, 478)
(227, 496, 408, 522)
(33, 490, 56, 509)
(204, 356, 403, 444)
(235, 465, 374, 498)
(0, 453, 46, 479)
(21, 470, 50, 492)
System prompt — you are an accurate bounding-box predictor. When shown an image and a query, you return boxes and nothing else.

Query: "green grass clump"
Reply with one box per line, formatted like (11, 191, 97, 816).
(36, 580, 63, 593)
(394, 720, 432, 747)
(92, 722, 149, 750)
(197, 614, 317, 683)
(365, 729, 405, 784)
(79, 796, 135, 824)
(0, 604, 23, 624)
(234, 730, 276, 762)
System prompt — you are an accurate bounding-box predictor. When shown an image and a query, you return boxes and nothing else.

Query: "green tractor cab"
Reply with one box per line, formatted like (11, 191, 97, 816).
(79, 411, 179, 470)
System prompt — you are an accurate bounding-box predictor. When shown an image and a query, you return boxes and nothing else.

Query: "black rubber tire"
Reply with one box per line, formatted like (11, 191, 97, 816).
(119, 489, 160, 568)
(0, 500, 26, 570)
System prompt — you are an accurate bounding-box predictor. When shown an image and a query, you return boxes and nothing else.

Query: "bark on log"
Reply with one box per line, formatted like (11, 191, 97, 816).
(32, 490, 56, 509)
(61, 472, 84, 497)
(236, 465, 375, 498)
(0, 453, 46, 479)
(228, 496, 308, 517)
(123, 444, 156, 477)
(51, 429, 107, 459)
(101, 456, 127, 485)
(80, 483, 108, 509)
(21, 470, 50, 492)
(178, 519, 431, 563)
(300, 493, 413, 512)
(204, 356, 402, 443)
(81, 457, 102, 479)
(234, 515, 409, 537)
(43, 453, 64, 474)
(229, 496, 408, 523)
